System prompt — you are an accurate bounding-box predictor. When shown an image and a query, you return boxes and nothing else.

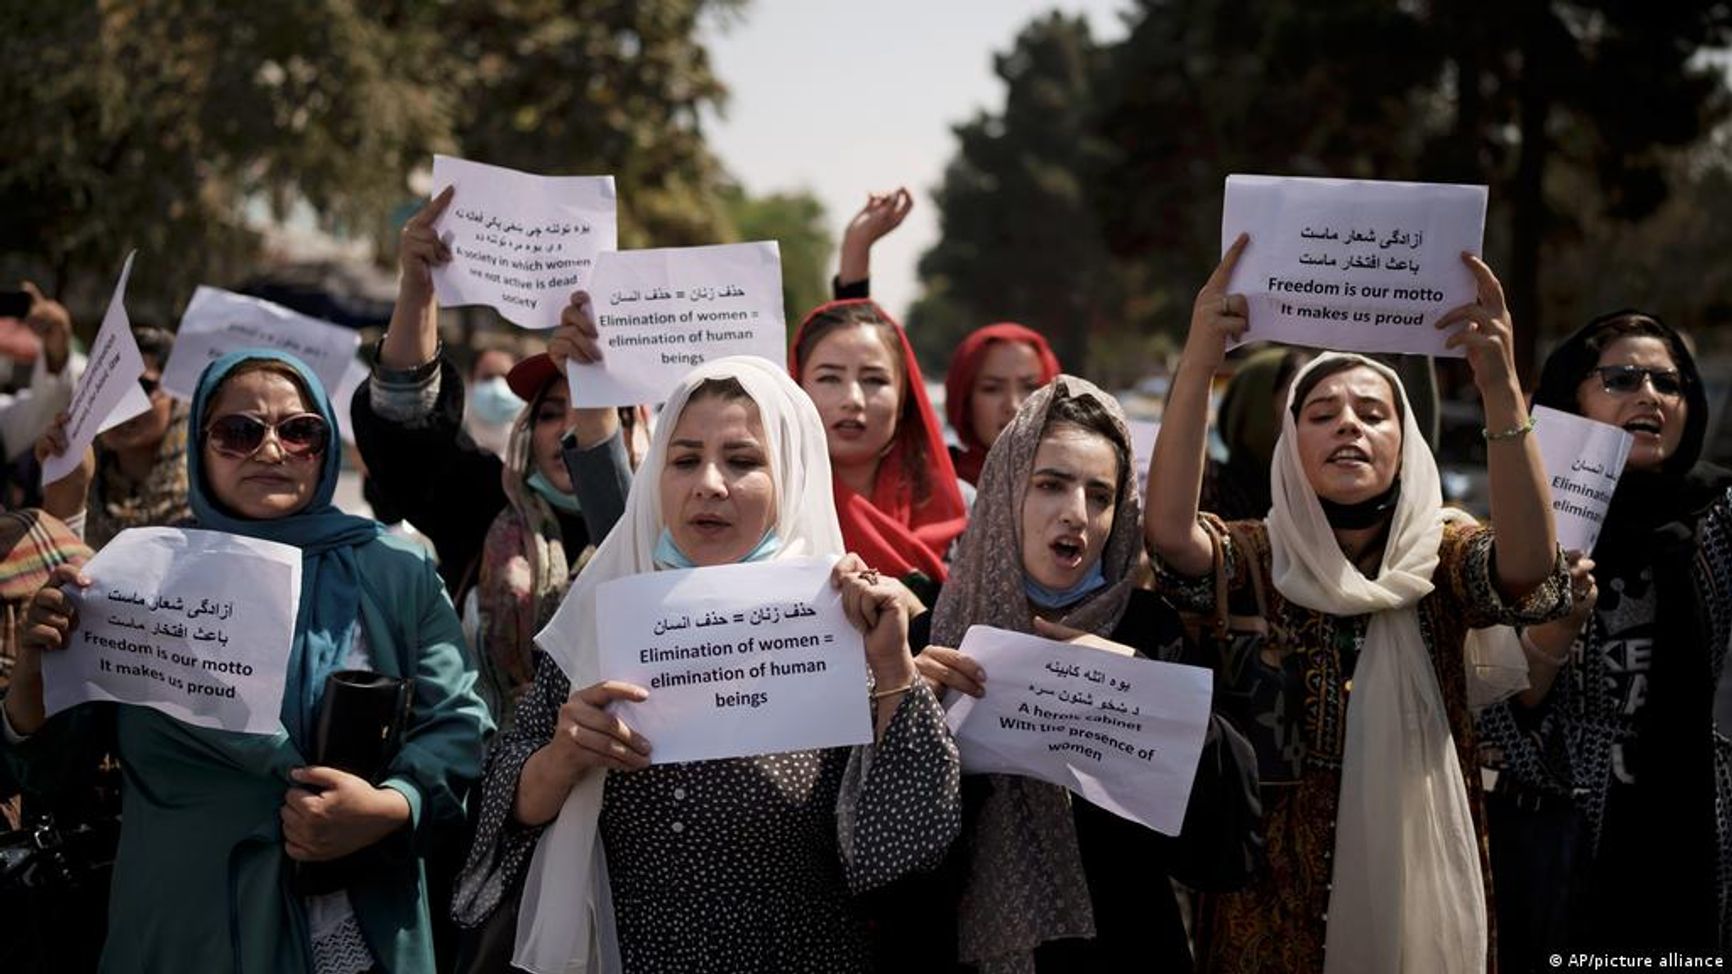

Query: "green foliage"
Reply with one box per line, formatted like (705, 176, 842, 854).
(921, 0, 1732, 384)
(910, 13, 1124, 378)
(0, 0, 750, 330)
(718, 186, 832, 337)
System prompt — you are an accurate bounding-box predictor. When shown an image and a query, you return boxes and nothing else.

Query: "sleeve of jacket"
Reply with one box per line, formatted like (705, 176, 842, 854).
(379, 545, 493, 843)
(350, 355, 506, 594)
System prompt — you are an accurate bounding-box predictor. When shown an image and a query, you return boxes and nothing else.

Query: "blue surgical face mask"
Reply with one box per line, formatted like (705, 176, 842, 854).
(527, 470, 583, 513)
(469, 375, 524, 426)
(1023, 558, 1108, 610)
(654, 528, 781, 570)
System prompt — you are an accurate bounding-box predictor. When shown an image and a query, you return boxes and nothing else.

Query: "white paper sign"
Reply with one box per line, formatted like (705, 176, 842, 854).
(41, 527, 304, 735)
(567, 241, 787, 407)
(161, 287, 363, 402)
(944, 625, 1213, 835)
(429, 155, 618, 329)
(1533, 404, 1633, 554)
(589, 556, 872, 764)
(44, 252, 152, 485)
(1221, 175, 1488, 357)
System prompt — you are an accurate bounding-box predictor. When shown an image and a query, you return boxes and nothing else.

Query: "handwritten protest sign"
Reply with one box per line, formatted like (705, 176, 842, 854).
(567, 241, 786, 407)
(429, 155, 617, 329)
(1532, 405, 1633, 554)
(1221, 175, 1488, 357)
(589, 556, 872, 764)
(160, 287, 362, 401)
(43, 252, 153, 485)
(41, 527, 303, 735)
(944, 625, 1213, 834)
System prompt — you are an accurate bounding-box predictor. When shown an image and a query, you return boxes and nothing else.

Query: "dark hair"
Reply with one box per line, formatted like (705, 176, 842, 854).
(687, 376, 752, 405)
(794, 302, 933, 504)
(201, 359, 316, 428)
(1534, 309, 1707, 476)
(133, 326, 174, 370)
(1270, 349, 1307, 398)
(1289, 357, 1404, 423)
(1040, 383, 1132, 496)
(1573, 312, 1687, 383)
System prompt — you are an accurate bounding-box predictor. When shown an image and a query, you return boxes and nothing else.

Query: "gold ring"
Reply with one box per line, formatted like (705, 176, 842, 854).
(1220, 295, 1231, 317)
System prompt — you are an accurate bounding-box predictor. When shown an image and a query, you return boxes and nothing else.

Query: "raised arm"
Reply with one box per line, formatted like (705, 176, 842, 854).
(381, 186, 454, 371)
(1435, 254, 1557, 600)
(1146, 234, 1250, 577)
(835, 188, 913, 294)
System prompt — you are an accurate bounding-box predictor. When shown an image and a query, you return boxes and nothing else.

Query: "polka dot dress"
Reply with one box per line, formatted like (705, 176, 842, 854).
(455, 651, 961, 973)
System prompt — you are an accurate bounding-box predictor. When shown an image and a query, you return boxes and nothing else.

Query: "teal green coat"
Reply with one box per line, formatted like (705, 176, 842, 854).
(3, 533, 491, 973)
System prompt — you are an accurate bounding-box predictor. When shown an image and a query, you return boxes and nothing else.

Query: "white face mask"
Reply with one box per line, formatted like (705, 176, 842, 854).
(468, 375, 524, 426)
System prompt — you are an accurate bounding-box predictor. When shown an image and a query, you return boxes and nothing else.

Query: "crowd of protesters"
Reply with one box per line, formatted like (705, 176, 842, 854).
(0, 182, 1723, 974)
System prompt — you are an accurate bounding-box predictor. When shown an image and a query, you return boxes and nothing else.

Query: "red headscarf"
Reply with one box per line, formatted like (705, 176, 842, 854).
(944, 323, 1061, 484)
(790, 299, 969, 582)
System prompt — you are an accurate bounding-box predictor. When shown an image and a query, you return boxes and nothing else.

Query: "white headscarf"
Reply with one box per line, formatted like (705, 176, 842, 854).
(513, 355, 843, 974)
(1268, 352, 1491, 974)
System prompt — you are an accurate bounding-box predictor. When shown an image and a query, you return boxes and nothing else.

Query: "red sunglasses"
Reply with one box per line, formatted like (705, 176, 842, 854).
(205, 413, 330, 460)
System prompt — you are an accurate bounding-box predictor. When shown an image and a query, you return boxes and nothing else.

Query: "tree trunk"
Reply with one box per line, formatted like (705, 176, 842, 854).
(1508, 0, 1550, 389)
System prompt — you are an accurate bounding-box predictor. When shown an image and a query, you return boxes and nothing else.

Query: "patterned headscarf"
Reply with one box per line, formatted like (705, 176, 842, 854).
(0, 509, 91, 688)
(476, 378, 590, 723)
(930, 375, 1144, 972)
(85, 402, 193, 549)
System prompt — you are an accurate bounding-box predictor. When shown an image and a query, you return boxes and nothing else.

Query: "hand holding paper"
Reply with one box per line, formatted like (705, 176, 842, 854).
(428, 155, 618, 329)
(567, 241, 787, 407)
(573, 556, 873, 764)
(944, 625, 1212, 835)
(43, 251, 152, 486)
(33, 527, 304, 736)
(1220, 175, 1488, 357)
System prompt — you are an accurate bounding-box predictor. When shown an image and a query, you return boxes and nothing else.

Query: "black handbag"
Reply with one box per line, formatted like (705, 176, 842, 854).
(0, 813, 119, 973)
(292, 669, 413, 896)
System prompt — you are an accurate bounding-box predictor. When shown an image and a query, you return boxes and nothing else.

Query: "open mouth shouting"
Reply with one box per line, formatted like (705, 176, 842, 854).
(1622, 412, 1664, 441)
(1048, 533, 1087, 571)
(1327, 445, 1371, 468)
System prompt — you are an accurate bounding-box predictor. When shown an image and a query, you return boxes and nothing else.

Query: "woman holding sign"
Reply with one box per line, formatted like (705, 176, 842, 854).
(904, 375, 1259, 971)
(452, 356, 960, 973)
(3, 349, 491, 972)
(1146, 235, 1571, 974)
(790, 299, 970, 596)
(357, 186, 635, 725)
(1478, 310, 1732, 961)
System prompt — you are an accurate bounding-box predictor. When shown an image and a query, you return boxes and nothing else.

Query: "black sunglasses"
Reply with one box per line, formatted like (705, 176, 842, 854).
(1589, 365, 1685, 398)
(138, 375, 159, 396)
(205, 413, 330, 460)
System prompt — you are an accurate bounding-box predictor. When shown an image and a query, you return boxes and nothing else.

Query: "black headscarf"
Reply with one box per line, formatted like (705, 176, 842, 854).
(1533, 309, 1726, 948)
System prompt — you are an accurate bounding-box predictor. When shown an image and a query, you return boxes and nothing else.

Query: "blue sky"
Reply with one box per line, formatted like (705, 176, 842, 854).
(700, 0, 1131, 322)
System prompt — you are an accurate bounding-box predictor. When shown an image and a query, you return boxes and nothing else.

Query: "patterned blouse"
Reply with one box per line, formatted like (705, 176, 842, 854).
(454, 650, 962, 973)
(1156, 514, 1570, 974)
(1477, 486, 1732, 946)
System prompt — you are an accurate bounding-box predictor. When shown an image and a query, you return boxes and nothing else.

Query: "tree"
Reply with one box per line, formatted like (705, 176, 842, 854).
(0, 0, 747, 331)
(1087, 0, 1732, 381)
(433, 0, 745, 249)
(0, 1, 447, 322)
(909, 13, 1122, 375)
(718, 186, 833, 331)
